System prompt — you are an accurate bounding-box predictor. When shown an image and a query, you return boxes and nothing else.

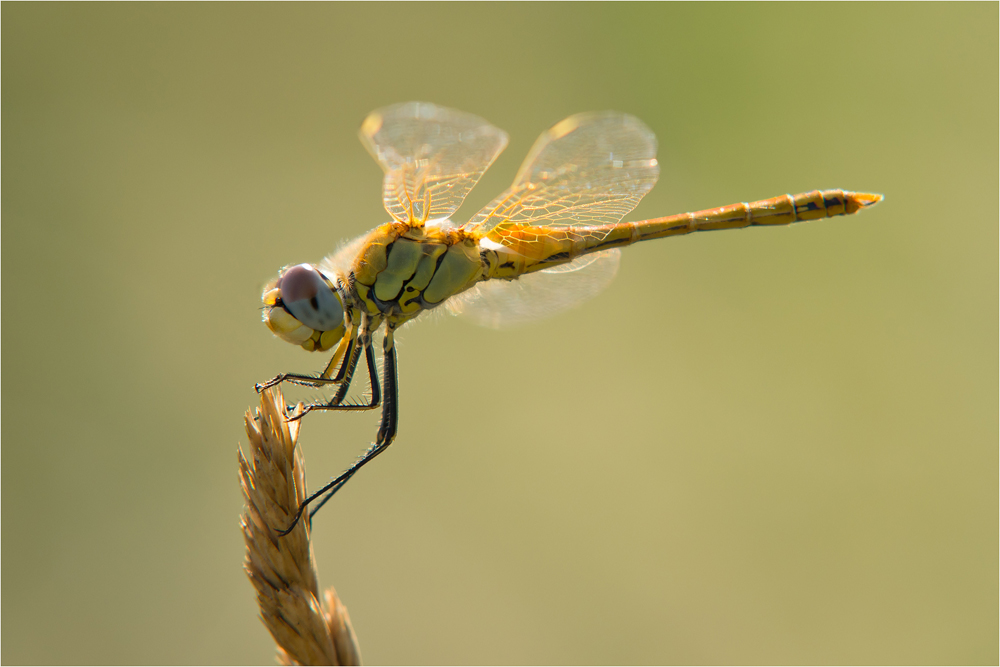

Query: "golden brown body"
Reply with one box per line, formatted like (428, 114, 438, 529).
(343, 189, 881, 327)
(258, 102, 883, 532)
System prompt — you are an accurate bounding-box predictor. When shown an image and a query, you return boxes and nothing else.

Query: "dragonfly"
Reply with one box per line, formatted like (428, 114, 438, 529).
(258, 101, 882, 534)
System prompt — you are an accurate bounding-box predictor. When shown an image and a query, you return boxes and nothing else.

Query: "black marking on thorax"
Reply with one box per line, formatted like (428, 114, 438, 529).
(362, 238, 456, 316)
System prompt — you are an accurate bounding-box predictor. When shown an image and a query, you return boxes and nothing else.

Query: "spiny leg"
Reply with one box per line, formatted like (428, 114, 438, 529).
(277, 323, 400, 536)
(290, 316, 382, 420)
(308, 323, 399, 518)
(254, 341, 354, 393)
(256, 321, 357, 393)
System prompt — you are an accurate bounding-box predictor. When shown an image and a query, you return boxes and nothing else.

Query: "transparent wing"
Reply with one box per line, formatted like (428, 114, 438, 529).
(359, 102, 509, 225)
(465, 111, 659, 233)
(446, 249, 621, 329)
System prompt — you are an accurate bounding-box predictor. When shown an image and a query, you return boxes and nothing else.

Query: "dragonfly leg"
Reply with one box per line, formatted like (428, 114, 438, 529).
(293, 319, 382, 420)
(374, 324, 399, 444)
(255, 372, 341, 393)
(255, 325, 358, 393)
(277, 324, 400, 535)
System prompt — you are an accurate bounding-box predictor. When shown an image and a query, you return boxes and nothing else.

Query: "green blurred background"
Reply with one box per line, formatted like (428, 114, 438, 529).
(3, 3, 997, 664)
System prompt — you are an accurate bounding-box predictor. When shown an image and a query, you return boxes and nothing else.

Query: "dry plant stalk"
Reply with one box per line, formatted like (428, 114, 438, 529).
(239, 387, 362, 666)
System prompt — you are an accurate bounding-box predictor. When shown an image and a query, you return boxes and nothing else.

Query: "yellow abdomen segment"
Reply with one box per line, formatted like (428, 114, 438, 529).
(625, 189, 882, 240)
(482, 190, 883, 279)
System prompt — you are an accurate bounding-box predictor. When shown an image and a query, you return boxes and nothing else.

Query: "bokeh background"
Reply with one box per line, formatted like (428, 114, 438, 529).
(3, 3, 997, 664)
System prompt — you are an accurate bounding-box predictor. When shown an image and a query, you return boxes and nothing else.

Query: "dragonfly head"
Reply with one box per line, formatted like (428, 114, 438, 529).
(261, 263, 347, 352)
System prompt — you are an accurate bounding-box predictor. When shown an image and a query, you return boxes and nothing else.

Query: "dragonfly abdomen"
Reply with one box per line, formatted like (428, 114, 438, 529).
(479, 190, 882, 281)
(625, 189, 883, 243)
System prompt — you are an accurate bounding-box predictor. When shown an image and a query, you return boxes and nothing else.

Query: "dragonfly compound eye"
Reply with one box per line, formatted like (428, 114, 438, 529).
(279, 264, 345, 332)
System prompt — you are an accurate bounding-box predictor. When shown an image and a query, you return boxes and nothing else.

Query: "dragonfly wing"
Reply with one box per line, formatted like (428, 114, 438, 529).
(465, 111, 659, 232)
(453, 112, 657, 328)
(359, 102, 509, 225)
(446, 249, 621, 329)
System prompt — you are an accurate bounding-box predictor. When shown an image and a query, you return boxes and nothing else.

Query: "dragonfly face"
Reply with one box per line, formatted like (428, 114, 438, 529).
(262, 263, 348, 353)
(257, 101, 882, 536)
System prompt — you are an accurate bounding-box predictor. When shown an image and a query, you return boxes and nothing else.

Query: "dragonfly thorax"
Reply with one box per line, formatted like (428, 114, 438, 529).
(348, 222, 485, 322)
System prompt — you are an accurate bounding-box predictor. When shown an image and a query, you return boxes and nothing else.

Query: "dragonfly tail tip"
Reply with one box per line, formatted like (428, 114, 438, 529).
(845, 191, 884, 213)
